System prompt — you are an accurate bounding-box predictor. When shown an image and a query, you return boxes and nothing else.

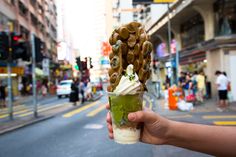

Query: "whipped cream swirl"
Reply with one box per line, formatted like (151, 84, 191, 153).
(114, 64, 141, 95)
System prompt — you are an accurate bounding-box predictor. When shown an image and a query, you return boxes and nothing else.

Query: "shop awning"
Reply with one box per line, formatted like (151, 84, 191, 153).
(0, 67, 24, 75)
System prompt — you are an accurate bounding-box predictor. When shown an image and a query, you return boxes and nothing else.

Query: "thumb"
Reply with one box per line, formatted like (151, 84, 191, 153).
(128, 111, 157, 124)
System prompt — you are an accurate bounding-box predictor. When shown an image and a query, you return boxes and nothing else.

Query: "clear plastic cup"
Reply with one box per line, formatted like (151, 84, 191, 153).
(108, 92, 143, 144)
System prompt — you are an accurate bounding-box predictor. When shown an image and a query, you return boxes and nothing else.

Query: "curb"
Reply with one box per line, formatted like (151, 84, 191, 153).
(0, 115, 55, 136)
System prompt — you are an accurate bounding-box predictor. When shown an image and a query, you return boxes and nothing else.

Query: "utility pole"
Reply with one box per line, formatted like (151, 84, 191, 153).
(167, 3, 173, 86)
(7, 31, 13, 120)
(31, 34, 37, 117)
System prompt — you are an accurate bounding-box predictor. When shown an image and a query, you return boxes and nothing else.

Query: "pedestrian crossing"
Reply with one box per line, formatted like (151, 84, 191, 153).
(167, 114, 236, 126)
(0, 95, 154, 120)
(62, 98, 153, 118)
(0, 103, 69, 120)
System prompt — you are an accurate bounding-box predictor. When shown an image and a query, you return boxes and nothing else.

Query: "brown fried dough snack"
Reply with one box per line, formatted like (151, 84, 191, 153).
(107, 22, 153, 92)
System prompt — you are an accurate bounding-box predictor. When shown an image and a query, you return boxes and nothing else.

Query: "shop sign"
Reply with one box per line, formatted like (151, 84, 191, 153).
(43, 67, 49, 76)
(60, 64, 72, 69)
(0, 67, 24, 75)
(42, 59, 50, 76)
(42, 59, 49, 68)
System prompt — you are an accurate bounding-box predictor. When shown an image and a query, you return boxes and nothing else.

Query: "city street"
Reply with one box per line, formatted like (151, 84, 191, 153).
(1, 92, 236, 157)
(1, 0, 236, 156)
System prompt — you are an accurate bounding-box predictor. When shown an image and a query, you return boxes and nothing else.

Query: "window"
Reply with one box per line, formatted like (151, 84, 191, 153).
(30, 13, 38, 26)
(180, 13, 204, 48)
(18, 1, 28, 17)
(30, 0, 37, 7)
(214, 0, 236, 35)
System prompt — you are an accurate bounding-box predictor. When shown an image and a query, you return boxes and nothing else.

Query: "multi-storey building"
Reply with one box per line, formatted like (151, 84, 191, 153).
(0, 0, 58, 95)
(0, 0, 57, 62)
(112, 0, 134, 28)
(148, 0, 236, 99)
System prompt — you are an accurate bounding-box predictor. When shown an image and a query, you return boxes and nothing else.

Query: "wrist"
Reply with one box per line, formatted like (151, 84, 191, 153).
(165, 120, 180, 145)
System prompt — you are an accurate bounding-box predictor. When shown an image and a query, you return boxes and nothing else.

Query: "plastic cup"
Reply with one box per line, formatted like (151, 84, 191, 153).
(108, 92, 143, 144)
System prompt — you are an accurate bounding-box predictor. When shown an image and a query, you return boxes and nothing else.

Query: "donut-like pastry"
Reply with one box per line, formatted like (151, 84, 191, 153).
(110, 56, 120, 70)
(108, 22, 153, 92)
(119, 27, 129, 40)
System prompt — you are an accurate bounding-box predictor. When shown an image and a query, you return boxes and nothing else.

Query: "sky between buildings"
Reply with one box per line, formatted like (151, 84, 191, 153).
(60, 0, 107, 58)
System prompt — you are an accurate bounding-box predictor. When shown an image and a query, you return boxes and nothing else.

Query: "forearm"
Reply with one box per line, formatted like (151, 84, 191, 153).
(166, 121, 236, 157)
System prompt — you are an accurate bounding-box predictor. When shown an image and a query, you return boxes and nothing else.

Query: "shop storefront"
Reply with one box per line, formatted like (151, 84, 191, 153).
(0, 66, 24, 96)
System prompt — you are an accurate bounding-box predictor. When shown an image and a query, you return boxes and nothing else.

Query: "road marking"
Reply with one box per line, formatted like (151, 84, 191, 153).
(18, 103, 68, 117)
(167, 114, 192, 119)
(213, 121, 236, 126)
(84, 124, 103, 129)
(203, 115, 236, 119)
(63, 101, 99, 118)
(0, 105, 27, 113)
(86, 104, 106, 117)
(13, 109, 31, 114)
(0, 114, 8, 119)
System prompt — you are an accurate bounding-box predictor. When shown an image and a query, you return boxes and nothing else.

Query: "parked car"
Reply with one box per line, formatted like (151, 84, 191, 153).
(56, 80, 73, 98)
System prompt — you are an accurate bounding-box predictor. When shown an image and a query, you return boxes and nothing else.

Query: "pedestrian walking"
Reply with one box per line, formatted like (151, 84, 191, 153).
(18, 82, 23, 96)
(41, 84, 48, 97)
(191, 71, 198, 97)
(196, 71, 205, 103)
(0, 81, 6, 108)
(85, 79, 92, 101)
(69, 78, 79, 106)
(222, 71, 233, 103)
(79, 80, 86, 103)
(183, 74, 193, 101)
(215, 70, 229, 110)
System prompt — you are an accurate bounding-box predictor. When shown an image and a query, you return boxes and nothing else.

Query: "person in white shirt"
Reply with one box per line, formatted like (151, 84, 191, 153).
(215, 71, 229, 109)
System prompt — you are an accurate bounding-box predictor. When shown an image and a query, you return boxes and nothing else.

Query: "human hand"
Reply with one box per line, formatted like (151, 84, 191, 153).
(106, 104, 171, 145)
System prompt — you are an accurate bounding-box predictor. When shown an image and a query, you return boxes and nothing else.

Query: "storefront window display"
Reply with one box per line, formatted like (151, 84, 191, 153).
(180, 61, 206, 74)
(214, 0, 236, 36)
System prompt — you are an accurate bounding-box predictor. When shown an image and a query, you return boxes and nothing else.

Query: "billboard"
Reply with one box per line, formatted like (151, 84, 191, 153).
(156, 39, 176, 58)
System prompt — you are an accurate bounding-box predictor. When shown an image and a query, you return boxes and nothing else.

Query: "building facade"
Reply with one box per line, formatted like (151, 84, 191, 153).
(148, 0, 236, 100)
(0, 0, 58, 95)
(0, 0, 57, 61)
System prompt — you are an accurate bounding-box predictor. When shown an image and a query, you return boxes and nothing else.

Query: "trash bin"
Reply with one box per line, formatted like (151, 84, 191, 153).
(168, 86, 183, 110)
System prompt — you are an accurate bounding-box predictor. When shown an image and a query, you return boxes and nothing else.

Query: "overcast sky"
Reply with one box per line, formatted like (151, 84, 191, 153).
(62, 0, 106, 58)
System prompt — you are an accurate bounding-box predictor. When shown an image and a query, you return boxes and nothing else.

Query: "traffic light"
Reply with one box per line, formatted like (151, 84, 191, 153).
(89, 57, 93, 69)
(34, 35, 44, 63)
(11, 32, 30, 61)
(0, 31, 9, 60)
(81, 61, 87, 71)
(76, 57, 81, 70)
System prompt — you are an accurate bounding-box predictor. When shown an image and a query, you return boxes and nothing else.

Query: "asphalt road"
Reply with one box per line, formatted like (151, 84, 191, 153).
(2, 93, 235, 157)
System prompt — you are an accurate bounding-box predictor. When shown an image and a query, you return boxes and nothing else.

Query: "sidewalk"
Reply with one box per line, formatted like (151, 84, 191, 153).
(146, 82, 236, 113)
(156, 97, 236, 114)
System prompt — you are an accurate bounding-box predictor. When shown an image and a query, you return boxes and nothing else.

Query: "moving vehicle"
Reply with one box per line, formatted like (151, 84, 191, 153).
(56, 80, 73, 98)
